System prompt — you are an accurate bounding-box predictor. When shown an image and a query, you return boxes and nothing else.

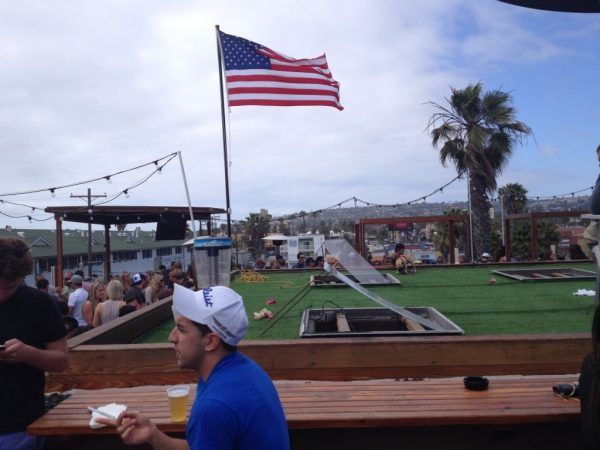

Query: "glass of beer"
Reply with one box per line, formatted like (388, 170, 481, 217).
(167, 385, 190, 422)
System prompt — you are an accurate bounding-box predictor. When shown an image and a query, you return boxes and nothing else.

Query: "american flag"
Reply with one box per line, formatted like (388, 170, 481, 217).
(218, 30, 343, 110)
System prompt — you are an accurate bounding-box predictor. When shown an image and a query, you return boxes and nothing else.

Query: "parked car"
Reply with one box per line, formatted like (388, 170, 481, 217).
(413, 252, 438, 264)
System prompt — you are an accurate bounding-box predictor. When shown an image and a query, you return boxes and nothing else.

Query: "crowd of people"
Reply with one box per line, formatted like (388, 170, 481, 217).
(252, 253, 326, 270)
(34, 260, 197, 337)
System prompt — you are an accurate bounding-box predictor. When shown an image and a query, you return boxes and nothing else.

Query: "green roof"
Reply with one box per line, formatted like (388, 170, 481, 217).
(0, 227, 187, 258)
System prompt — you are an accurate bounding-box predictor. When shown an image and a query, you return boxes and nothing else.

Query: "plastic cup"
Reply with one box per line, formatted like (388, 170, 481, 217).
(167, 385, 190, 422)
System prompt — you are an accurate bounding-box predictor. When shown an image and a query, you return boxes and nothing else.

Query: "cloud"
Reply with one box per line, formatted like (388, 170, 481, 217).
(0, 1, 597, 230)
(538, 144, 559, 157)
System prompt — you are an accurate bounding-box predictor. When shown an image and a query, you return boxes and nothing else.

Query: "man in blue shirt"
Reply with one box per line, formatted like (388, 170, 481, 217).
(101, 284, 290, 450)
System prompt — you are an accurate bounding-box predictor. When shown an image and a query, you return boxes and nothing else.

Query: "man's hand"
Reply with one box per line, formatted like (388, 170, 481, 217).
(96, 411, 154, 445)
(0, 338, 33, 364)
(96, 411, 188, 449)
(0, 337, 68, 372)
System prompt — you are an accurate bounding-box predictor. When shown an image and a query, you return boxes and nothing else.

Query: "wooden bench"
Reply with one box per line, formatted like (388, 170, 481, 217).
(31, 374, 580, 436)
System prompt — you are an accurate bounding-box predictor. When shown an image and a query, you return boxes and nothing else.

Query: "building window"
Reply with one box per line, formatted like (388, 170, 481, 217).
(174, 246, 182, 254)
(142, 249, 152, 259)
(156, 247, 172, 257)
(63, 256, 80, 269)
(113, 251, 138, 262)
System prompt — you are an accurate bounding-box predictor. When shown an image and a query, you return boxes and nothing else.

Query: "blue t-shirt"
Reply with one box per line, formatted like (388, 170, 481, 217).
(186, 352, 290, 450)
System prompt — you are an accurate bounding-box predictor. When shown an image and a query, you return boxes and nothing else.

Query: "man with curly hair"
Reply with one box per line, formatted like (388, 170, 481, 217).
(0, 237, 68, 450)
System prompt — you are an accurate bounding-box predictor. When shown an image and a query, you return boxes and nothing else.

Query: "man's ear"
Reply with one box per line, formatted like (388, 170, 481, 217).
(204, 332, 221, 351)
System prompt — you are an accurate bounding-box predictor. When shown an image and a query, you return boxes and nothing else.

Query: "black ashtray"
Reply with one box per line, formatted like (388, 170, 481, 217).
(464, 376, 489, 391)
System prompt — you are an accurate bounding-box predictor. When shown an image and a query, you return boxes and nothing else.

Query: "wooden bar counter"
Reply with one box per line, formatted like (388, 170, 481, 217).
(30, 374, 580, 449)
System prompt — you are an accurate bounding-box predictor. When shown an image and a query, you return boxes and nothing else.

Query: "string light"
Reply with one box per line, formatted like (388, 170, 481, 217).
(0, 152, 177, 198)
(50, 188, 56, 197)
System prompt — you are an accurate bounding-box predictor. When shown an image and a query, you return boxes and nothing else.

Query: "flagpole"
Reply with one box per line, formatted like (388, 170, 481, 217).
(215, 24, 232, 238)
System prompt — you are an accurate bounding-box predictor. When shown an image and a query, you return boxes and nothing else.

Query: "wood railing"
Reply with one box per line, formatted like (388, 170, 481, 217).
(48, 333, 591, 391)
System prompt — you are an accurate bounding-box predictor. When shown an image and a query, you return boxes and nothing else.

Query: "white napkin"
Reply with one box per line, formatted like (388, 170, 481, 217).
(573, 289, 596, 297)
(89, 403, 127, 429)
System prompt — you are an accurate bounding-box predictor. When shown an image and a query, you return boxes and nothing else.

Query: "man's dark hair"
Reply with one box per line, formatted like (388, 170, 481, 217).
(0, 237, 33, 280)
(36, 278, 50, 290)
(395, 243, 405, 252)
(158, 264, 166, 270)
(193, 322, 237, 353)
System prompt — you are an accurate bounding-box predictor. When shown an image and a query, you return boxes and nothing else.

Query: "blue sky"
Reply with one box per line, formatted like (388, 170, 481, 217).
(0, 1, 598, 229)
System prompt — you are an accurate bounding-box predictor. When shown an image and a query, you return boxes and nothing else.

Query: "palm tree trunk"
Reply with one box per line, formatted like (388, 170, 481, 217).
(469, 173, 492, 260)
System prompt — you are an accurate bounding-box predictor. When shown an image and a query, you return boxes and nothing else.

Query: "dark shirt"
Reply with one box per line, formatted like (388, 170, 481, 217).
(118, 305, 137, 317)
(580, 353, 600, 449)
(592, 174, 600, 215)
(0, 285, 67, 434)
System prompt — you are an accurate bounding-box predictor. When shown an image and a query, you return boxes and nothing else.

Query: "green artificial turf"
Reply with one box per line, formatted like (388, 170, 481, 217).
(135, 263, 597, 343)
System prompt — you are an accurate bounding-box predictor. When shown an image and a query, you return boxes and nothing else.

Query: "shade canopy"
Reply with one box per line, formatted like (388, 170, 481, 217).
(262, 234, 290, 241)
(45, 205, 227, 286)
(499, 0, 600, 12)
(45, 205, 226, 225)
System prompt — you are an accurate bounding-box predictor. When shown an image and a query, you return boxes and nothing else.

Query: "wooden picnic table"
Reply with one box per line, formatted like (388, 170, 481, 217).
(29, 374, 580, 438)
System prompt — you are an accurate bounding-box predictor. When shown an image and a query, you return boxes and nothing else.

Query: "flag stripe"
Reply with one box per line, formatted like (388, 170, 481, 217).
(219, 30, 342, 110)
(227, 81, 340, 92)
(228, 87, 340, 100)
(229, 98, 342, 108)
(259, 48, 329, 68)
(225, 70, 334, 83)
(269, 63, 332, 77)
(229, 93, 342, 109)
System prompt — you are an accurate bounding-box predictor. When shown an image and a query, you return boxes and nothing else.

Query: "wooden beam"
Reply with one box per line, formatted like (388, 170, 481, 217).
(47, 333, 591, 392)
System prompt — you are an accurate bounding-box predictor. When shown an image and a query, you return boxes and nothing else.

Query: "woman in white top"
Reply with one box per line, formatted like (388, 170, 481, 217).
(144, 274, 164, 305)
(93, 279, 125, 327)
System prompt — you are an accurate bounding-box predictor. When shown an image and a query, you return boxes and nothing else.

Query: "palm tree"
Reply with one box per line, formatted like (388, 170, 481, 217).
(498, 182, 528, 215)
(427, 82, 532, 259)
(242, 212, 271, 259)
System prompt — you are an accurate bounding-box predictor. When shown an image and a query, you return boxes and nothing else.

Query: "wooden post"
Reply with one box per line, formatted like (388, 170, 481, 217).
(531, 217, 538, 261)
(504, 217, 511, 262)
(55, 214, 63, 289)
(104, 224, 111, 283)
(448, 220, 456, 264)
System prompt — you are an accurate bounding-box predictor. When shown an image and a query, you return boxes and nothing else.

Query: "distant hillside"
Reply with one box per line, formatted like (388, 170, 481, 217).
(283, 195, 590, 230)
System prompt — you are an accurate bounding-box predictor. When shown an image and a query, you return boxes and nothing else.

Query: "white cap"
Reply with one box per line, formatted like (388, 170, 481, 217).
(132, 273, 145, 285)
(482, 252, 491, 258)
(172, 285, 249, 346)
